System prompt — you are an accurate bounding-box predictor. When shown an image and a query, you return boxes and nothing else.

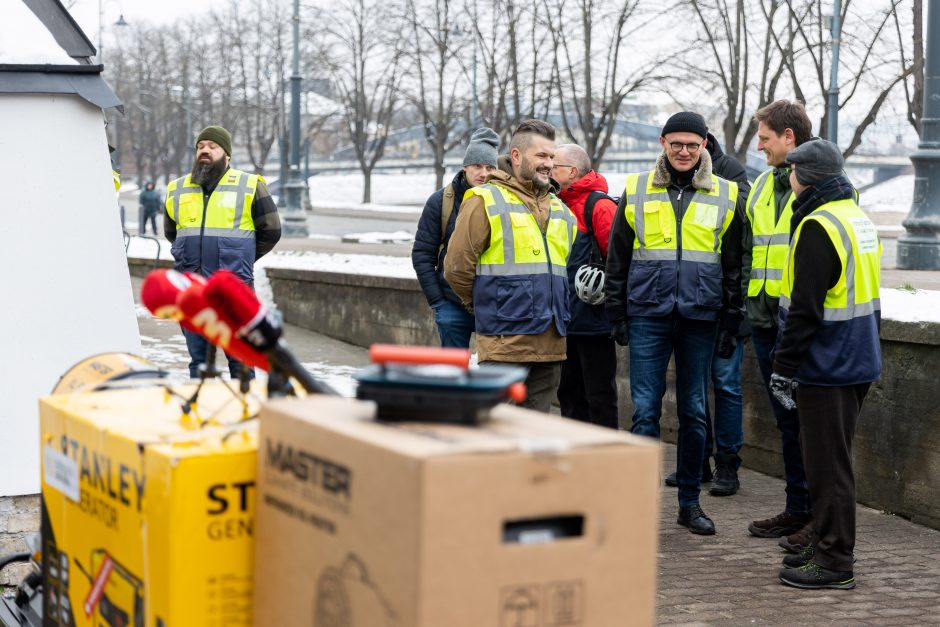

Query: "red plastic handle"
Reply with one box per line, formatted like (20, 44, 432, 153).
(369, 344, 471, 369)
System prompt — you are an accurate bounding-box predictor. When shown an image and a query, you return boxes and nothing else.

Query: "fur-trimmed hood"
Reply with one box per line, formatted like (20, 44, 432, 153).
(651, 148, 714, 191)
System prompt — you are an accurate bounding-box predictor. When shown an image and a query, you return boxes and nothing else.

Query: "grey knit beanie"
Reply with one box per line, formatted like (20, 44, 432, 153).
(785, 139, 844, 186)
(463, 127, 500, 167)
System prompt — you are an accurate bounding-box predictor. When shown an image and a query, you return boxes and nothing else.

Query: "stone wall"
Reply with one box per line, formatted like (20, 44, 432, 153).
(266, 267, 439, 347)
(0, 495, 39, 585)
(266, 267, 940, 530)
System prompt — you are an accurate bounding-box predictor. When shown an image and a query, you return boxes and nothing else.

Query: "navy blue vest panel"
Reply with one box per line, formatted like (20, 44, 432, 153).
(625, 257, 722, 322)
(473, 272, 570, 336)
(171, 236, 255, 284)
(778, 307, 882, 386)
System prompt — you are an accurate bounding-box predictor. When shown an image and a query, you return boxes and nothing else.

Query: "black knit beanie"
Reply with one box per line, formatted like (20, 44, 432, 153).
(661, 112, 708, 139)
(196, 125, 232, 156)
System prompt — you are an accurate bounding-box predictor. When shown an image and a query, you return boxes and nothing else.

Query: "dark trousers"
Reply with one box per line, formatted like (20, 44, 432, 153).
(797, 382, 869, 572)
(557, 334, 619, 429)
(704, 337, 745, 468)
(140, 208, 158, 235)
(751, 325, 812, 514)
(182, 326, 254, 380)
(432, 300, 475, 348)
(629, 316, 716, 507)
(483, 360, 561, 414)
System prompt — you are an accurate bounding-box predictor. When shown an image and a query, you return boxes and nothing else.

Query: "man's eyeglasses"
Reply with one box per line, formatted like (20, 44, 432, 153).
(668, 142, 703, 153)
(552, 164, 575, 169)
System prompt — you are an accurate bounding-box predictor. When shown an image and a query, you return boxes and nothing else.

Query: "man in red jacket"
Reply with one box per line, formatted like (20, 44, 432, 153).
(553, 144, 619, 429)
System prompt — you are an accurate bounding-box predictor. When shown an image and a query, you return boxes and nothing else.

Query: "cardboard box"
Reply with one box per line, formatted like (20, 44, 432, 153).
(254, 396, 661, 627)
(39, 383, 260, 627)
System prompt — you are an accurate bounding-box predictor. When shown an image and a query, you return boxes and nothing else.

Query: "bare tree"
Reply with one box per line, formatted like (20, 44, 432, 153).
(405, 0, 470, 189)
(894, 0, 924, 134)
(223, 0, 289, 174)
(544, 0, 655, 167)
(784, 0, 913, 156)
(322, 0, 403, 202)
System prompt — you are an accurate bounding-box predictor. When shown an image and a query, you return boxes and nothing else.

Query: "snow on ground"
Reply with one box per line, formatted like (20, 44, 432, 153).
(860, 174, 913, 213)
(309, 172, 431, 212)
(341, 230, 414, 244)
(259, 250, 415, 278)
(879, 288, 940, 323)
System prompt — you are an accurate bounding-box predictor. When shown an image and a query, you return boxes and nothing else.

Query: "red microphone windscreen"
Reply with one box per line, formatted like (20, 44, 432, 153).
(176, 279, 270, 370)
(204, 270, 265, 332)
(141, 269, 194, 321)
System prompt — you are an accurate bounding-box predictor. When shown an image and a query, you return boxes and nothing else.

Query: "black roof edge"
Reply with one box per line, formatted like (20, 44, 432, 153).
(0, 64, 103, 74)
(0, 71, 123, 112)
(22, 0, 97, 62)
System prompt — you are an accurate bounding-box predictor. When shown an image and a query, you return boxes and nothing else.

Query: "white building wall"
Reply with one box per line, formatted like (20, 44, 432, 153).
(0, 93, 140, 496)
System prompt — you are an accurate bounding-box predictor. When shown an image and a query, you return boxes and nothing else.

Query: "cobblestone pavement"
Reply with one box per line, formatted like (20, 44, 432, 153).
(656, 445, 940, 625)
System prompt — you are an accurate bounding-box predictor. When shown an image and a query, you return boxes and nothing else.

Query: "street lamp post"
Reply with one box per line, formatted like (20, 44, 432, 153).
(897, 0, 940, 270)
(97, 0, 128, 66)
(827, 0, 842, 143)
(282, 0, 309, 237)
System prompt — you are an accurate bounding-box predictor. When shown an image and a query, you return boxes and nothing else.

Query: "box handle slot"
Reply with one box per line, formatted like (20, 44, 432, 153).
(502, 515, 584, 544)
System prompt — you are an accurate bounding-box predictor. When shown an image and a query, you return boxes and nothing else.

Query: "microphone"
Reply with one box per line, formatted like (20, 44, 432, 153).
(176, 282, 270, 371)
(141, 268, 196, 322)
(204, 270, 337, 395)
(141, 269, 270, 371)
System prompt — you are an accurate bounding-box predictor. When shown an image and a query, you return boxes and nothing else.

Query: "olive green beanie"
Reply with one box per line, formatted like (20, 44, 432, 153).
(195, 125, 232, 156)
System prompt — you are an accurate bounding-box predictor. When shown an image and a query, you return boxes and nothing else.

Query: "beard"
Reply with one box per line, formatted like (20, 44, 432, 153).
(191, 154, 228, 186)
(520, 155, 552, 193)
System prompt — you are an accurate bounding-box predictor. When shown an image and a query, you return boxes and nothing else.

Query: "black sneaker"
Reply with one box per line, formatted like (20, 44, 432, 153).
(778, 561, 855, 590)
(677, 505, 716, 535)
(664, 471, 678, 487)
(779, 520, 814, 554)
(749, 510, 813, 538)
(709, 465, 739, 496)
(782, 545, 814, 569)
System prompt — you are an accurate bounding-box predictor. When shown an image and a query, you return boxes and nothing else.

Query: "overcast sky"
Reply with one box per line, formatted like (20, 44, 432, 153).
(69, 0, 226, 33)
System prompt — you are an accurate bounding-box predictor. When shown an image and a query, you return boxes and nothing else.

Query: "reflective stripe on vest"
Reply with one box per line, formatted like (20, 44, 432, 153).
(621, 169, 737, 321)
(746, 169, 794, 298)
(476, 184, 576, 278)
(779, 198, 882, 384)
(165, 168, 260, 236)
(470, 182, 577, 337)
(626, 171, 736, 261)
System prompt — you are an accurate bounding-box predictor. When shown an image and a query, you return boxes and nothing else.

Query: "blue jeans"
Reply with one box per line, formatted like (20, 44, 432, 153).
(751, 325, 811, 515)
(704, 338, 745, 469)
(432, 300, 475, 348)
(182, 327, 254, 380)
(629, 316, 716, 507)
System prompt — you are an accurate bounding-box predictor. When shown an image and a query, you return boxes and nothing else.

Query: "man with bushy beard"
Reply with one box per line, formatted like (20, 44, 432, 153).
(164, 125, 282, 379)
(444, 119, 578, 413)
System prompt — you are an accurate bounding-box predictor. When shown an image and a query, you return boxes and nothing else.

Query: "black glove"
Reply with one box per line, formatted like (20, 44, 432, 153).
(715, 330, 736, 359)
(770, 373, 798, 410)
(610, 319, 630, 346)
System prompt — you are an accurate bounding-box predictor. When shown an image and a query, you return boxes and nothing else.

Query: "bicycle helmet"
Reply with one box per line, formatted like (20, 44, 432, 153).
(574, 264, 606, 305)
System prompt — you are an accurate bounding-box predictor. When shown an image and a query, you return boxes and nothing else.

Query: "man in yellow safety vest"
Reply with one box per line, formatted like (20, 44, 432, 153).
(771, 139, 881, 590)
(164, 125, 282, 379)
(444, 119, 578, 413)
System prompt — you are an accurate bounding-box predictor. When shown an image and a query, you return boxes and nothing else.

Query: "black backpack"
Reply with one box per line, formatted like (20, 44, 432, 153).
(583, 190, 618, 265)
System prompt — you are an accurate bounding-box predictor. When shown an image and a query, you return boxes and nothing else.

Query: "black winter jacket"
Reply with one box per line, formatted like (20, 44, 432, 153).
(604, 151, 745, 333)
(707, 133, 752, 337)
(411, 170, 472, 307)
